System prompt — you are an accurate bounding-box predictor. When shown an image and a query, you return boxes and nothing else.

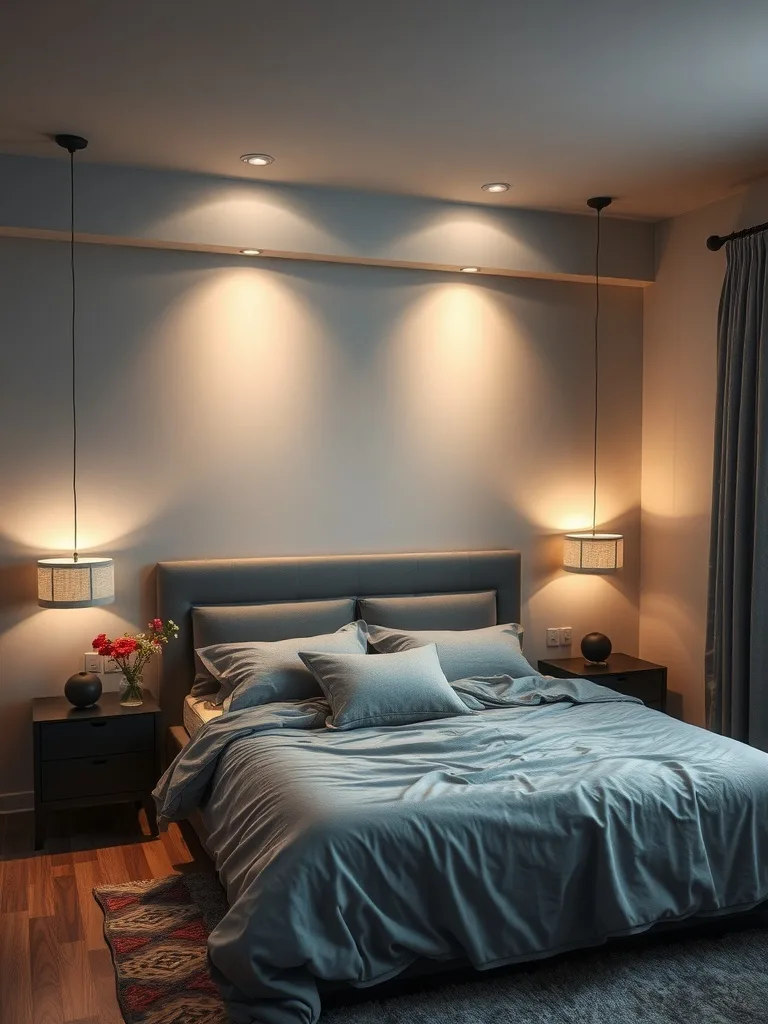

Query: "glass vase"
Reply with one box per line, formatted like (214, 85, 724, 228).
(119, 668, 144, 707)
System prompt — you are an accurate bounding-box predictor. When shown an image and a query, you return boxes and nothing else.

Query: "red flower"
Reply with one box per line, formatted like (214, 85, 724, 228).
(149, 618, 164, 632)
(92, 633, 113, 656)
(111, 637, 139, 657)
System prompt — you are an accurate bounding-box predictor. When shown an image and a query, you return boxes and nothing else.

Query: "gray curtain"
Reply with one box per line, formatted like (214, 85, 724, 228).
(706, 232, 768, 749)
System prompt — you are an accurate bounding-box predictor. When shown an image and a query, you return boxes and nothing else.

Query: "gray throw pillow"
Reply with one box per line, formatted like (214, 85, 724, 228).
(366, 622, 537, 682)
(298, 644, 472, 730)
(198, 621, 367, 711)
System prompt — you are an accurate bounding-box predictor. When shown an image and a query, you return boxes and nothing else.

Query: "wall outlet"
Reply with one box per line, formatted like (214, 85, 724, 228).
(546, 628, 560, 647)
(559, 627, 572, 646)
(103, 656, 121, 674)
(84, 653, 103, 674)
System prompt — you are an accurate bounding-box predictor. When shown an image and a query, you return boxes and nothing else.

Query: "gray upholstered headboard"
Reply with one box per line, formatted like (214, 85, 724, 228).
(156, 549, 522, 730)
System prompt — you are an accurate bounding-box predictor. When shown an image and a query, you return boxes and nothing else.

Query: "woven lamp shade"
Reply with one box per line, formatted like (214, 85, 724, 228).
(37, 557, 115, 608)
(563, 533, 623, 574)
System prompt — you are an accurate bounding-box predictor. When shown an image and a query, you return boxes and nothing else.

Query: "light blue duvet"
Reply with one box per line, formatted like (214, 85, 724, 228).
(153, 676, 768, 1024)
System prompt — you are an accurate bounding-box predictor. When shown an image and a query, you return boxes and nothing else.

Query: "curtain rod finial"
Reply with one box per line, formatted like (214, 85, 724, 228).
(707, 235, 725, 251)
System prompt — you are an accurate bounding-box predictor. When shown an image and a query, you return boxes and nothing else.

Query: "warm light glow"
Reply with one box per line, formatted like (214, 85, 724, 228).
(481, 183, 510, 193)
(37, 557, 115, 608)
(563, 533, 624, 574)
(386, 283, 509, 481)
(240, 153, 274, 166)
(459, 267, 480, 273)
(240, 249, 262, 256)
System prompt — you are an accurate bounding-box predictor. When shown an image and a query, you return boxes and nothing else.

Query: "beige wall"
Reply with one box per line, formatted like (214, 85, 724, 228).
(0, 238, 643, 808)
(640, 179, 768, 723)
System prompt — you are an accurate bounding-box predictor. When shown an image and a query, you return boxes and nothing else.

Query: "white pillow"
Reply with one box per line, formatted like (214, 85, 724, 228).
(197, 621, 367, 710)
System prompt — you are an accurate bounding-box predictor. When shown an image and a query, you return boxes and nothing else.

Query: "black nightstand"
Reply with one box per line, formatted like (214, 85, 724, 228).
(32, 690, 161, 849)
(537, 654, 667, 712)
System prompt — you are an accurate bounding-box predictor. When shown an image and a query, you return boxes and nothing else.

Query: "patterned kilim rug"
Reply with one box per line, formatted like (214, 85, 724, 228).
(93, 874, 229, 1023)
(95, 873, 768, 1024)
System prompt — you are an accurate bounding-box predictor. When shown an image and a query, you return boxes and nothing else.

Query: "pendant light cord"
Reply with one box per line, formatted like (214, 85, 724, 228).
(69, 149, 79, 561)
(591, 206, 601, 536)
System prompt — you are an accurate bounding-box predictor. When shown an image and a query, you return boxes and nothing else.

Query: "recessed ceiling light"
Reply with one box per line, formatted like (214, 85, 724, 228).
(240, 249, 262, 256)
(460, 266, 480, 273)
(481, 182, 510, 193)
(240, 153, 274, 166)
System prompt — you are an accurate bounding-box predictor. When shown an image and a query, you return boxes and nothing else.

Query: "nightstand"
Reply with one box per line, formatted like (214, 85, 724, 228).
(537, 654, 667, 712)
(32, 690, 161, 850)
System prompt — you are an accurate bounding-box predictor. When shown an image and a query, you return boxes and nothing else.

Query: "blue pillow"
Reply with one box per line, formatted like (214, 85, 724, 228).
(198, 621, 367, 710)
(298, 644, 472, 730)
(365, 622, 537, 682)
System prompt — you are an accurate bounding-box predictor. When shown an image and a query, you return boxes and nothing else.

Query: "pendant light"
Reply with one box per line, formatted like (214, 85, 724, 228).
(563, 196, 623, 574)
(37, 135, 115, 608)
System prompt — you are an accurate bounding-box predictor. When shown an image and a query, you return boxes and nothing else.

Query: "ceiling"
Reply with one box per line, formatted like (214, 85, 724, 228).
(1, 0, 767, 219)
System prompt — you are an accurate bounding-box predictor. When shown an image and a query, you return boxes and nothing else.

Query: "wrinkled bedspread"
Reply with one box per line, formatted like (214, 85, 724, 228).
(153, 675, 768, 1024)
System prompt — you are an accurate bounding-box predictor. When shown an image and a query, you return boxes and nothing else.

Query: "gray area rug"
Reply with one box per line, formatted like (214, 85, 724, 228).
(323, 926, 766, 1023)
(98, 872, 766, 1023)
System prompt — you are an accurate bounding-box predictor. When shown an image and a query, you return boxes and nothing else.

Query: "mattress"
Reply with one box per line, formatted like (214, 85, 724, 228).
(183, 693, 223, 737)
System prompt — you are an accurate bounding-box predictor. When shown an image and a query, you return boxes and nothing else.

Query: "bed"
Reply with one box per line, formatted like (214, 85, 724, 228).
(154, 550, 768, 1024)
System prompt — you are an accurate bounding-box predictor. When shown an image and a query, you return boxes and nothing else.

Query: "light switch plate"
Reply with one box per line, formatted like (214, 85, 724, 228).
(559, 627, 572, 646)
(103, 656, 121, 674)
(84, 653, 102, 674)
(546, 628, 560, 647)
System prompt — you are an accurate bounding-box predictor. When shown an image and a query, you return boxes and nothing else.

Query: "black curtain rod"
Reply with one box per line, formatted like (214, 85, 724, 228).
(706, 221, 768, 251)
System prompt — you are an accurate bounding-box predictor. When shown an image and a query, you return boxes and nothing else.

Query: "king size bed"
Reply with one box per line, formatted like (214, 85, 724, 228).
(153, 550, 768, 1024)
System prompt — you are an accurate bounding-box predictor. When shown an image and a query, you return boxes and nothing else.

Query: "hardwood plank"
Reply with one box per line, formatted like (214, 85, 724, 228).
(142, 833, 178, 878)
(96, 842, 132, 884)
(29, 916, 64, 1024)
(53, 872, 83, 942)
(0, 911, 33, 1024)
(59, 940, 99, 1022)
(88, 947, 125, 1024)
(161, 821, 195, 868)
(120, 840, 153, 881)
(73, 860, 107, 952)
(0, 850, 30, 912)
(28, 868, 56, 919)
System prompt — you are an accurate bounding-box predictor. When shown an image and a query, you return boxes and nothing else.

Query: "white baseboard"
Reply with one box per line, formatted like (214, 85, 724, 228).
(0, 791, 34, 814)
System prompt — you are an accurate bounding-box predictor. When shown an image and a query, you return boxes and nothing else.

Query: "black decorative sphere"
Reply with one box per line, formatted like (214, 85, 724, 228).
(64, 671, 103, 708)
(581, 632, 612, 665)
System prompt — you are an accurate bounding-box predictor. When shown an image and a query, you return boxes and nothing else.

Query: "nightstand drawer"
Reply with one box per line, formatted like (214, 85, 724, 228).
(41, 752, 155, 802)
(598, 669, 664, 704)
(40, 714, 154, 760)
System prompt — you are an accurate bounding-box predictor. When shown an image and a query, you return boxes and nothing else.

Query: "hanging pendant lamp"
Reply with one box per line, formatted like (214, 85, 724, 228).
(37, 135, 114, 608)
(563, 196, 623, 574)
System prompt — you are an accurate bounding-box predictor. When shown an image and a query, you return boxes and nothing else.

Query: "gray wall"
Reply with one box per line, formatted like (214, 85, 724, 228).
(0, 154, 656, 285)
(0, 238, 643, 808)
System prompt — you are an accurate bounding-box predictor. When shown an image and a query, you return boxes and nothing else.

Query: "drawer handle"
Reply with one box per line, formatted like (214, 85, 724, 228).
(90, 721, 107, 728)
(91, 758, 108, 765)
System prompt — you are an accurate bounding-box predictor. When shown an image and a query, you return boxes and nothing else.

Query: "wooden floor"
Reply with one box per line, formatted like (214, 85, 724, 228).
(0, 804, 212, 1024)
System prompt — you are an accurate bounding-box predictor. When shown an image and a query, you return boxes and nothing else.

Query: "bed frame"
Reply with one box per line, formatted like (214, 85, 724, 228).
(154, 548, 767, 1000)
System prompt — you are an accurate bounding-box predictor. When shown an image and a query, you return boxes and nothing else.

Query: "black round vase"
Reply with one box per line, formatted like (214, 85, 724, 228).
(64, 671, 103, 709)
(581, 632, 612, 665)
